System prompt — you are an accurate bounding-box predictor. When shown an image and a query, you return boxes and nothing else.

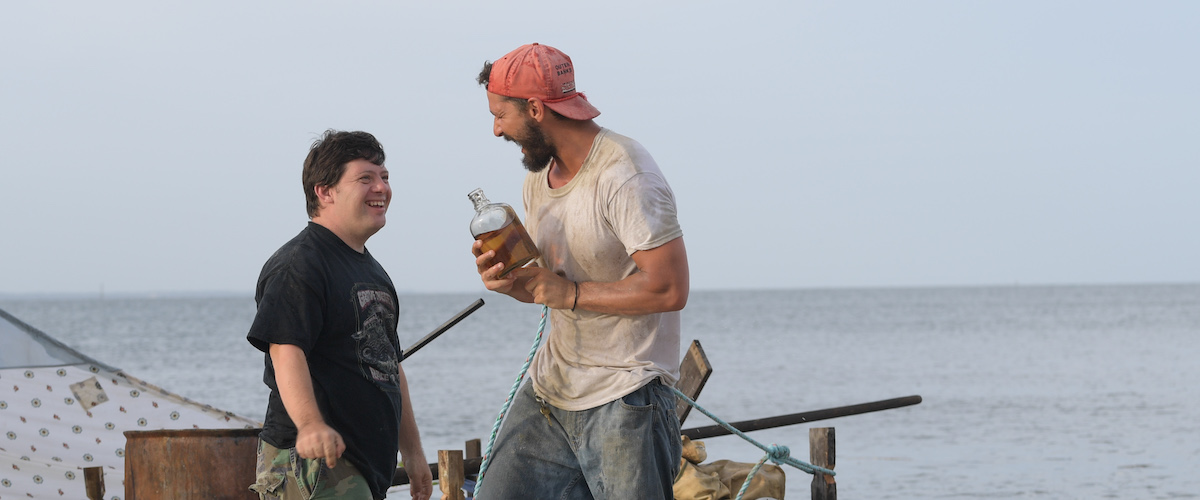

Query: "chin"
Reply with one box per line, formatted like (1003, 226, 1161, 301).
(362, 219, 387, 236)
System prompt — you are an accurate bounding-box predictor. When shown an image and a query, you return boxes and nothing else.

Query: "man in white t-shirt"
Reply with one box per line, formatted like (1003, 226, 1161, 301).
(471, 43, 690, 499)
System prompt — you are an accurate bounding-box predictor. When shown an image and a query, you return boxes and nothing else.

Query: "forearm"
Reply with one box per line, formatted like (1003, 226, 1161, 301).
(526, 237, 689, 315)
(575, 268, 688, 316)
(395, 365, 426, 465)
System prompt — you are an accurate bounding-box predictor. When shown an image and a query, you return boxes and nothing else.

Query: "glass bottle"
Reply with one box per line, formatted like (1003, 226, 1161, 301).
(468, 188, 540, 278)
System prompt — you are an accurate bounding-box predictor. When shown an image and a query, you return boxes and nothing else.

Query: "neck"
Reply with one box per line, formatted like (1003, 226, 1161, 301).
(311, 218, 367, 253)
(546, 120, 602, 188)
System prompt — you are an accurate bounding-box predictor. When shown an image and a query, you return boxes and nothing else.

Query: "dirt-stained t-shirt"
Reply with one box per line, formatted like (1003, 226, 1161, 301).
(523, 128, 683, 411)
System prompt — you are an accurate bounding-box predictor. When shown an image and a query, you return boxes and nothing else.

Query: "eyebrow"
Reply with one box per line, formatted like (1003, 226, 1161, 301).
(348, 167, 387, 178)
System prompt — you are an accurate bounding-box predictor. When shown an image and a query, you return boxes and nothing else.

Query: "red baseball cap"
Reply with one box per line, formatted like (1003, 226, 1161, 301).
(488, 43, 601, 121)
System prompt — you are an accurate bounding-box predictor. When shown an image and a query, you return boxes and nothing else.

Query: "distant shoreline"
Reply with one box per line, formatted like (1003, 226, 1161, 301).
(0, 290, 253, 301)
(2, 281, 1197, 301)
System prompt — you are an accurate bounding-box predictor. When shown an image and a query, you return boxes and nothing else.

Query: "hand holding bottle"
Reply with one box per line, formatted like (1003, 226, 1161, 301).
(472, 239, 521, 294)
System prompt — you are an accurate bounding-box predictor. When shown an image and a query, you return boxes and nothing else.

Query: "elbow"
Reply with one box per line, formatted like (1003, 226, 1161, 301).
(662, 286, 689, 312)
(661, 268, 689, 312)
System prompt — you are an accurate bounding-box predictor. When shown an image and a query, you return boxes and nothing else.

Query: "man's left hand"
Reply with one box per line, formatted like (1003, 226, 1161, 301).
(406, 458, 433, 500)
(513, 267, 576, 310)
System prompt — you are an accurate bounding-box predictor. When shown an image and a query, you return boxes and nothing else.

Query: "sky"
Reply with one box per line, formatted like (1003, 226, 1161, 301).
(2, 1, 1197, 295)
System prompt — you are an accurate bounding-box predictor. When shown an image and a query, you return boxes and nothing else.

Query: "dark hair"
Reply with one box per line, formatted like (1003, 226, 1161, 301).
(476, 60, 565, 120)
(476, 61, 494, 87)
(302, 130, 385, 218)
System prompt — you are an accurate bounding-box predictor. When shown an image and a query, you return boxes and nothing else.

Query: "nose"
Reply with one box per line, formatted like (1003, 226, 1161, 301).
(493, 118, 503, 138)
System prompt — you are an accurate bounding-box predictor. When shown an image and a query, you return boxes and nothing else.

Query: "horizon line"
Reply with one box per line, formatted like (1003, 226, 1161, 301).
(2, 280, 1197, 301)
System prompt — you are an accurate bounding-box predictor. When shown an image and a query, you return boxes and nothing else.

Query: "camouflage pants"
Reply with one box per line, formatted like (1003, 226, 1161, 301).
(249, 439, 374, 500)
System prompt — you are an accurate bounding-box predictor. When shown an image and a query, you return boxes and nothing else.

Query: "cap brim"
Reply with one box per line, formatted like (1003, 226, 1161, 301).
(544, 94, 601, 121)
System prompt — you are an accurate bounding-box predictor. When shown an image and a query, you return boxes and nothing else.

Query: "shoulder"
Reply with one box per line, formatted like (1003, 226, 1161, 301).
(585, 132, 671, 207)
(267, 226, 325, 265)
(258, 226, 330, 288)
(592, 129, 667, 185)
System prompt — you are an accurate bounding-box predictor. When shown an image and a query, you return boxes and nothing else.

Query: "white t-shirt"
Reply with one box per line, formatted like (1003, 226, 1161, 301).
(523, 128, 684, 411)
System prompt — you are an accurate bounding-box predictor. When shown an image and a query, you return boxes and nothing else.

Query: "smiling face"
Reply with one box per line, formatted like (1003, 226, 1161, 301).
(312, 158, 391, 252)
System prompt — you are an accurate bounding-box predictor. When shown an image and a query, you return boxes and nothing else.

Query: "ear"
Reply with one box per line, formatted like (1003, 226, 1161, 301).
(526, 98, 547, 123)
(314, 184, 336, 208)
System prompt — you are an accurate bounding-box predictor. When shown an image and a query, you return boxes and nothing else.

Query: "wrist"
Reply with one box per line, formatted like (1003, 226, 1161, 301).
(293, 418, 328, 432)
(400, 448, 427, 466)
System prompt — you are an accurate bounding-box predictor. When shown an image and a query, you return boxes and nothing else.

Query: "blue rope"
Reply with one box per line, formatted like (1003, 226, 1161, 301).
(472, 303, 548, 499)
(671, 388, 835, 500)
(734, 455, 773, 500)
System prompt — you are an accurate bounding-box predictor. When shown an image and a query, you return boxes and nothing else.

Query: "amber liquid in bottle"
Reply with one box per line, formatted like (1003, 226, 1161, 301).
(469, 188, 540, 278)
(476, 219, 539, 278)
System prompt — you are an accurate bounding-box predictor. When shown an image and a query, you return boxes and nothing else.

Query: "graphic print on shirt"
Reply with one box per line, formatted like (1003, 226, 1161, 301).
(351, 284, 400, 389)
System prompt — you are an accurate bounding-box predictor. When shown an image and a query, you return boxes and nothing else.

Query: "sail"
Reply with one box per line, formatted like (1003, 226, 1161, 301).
(0, 306, 260, 499)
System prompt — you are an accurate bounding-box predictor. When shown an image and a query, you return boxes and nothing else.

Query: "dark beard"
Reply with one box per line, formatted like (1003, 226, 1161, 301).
(503, 119, 557, 173)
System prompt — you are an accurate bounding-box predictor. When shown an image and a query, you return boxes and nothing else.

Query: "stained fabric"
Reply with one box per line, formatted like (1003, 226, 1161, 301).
(0, 307, 260, 499)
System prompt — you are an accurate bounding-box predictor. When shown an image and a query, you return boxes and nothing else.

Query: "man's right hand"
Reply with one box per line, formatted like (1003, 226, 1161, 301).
(295, 421, 347, 468)
(472, 240, 518, 293)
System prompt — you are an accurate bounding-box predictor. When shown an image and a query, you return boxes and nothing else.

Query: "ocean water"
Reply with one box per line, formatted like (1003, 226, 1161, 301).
(2, 283, 1197, 499)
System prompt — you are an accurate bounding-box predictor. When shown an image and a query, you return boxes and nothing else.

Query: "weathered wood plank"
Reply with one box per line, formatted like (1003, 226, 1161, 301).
(675, 339, 713, 425)
(84, 466, 104, 500)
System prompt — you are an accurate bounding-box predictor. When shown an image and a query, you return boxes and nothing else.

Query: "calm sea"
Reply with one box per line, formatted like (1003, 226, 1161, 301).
(2, 283, 1197, 499)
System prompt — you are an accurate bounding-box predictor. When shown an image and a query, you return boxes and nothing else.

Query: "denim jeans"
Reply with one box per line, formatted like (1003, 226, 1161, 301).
(478, 379, 682, 500)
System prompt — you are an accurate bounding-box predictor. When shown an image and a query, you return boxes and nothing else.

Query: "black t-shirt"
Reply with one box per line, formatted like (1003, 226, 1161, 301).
(247, 222, 404, 500)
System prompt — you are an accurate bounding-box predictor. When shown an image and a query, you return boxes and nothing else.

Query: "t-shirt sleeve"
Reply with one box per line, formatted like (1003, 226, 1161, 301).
(606, 171, 684, 256)
(246, 256, 326, 355)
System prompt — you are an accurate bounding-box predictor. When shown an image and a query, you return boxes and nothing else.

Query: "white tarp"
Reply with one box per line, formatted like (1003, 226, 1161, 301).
(1, 307, 260, 500)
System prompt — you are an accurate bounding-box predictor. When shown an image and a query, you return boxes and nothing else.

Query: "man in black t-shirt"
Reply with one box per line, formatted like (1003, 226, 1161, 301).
(247, 130, 432, 500)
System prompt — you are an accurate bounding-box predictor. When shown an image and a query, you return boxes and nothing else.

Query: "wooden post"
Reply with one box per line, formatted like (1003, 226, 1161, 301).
(810, 427, 836, 500)
(84, 466, 104, 500)
(465, 438, 482, 460)
(439, 450, 465, 500)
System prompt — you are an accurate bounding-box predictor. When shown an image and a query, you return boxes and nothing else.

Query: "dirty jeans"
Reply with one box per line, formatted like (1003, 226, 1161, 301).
(478, 379, 682, 500)
(249, 439, 374, 500)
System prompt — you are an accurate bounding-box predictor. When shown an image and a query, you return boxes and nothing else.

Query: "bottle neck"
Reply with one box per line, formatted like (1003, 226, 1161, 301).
(468, 189, 491, 211)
